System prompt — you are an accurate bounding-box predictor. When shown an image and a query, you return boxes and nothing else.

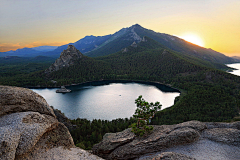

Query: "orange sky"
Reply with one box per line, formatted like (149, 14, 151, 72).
(0, 0, 239, 56)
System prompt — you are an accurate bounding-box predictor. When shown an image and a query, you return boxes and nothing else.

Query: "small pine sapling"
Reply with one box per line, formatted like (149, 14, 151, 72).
(131, 95, 161, 136)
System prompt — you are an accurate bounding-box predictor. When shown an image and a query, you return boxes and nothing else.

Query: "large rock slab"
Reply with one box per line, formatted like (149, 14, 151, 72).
(0, 112, 58, 160)
(205, 121, 240, 130)
(203, 128, 240, 145)
(92, 128, 135, 158)
(93, 121, 203, 159)
(109, 127, 199, 160)
(174, 120, 207, 132)
(0, 85, 55, 117)
(21, 146, 104, 160)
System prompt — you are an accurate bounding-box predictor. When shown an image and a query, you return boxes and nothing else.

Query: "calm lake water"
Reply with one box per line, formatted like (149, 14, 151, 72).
(226, 63, 240, 76)
(32, 81, 180, 120)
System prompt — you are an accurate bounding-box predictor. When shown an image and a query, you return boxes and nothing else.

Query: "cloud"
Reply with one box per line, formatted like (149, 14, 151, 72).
(0, 41, 68, 52)
(0, 43, 21, 52)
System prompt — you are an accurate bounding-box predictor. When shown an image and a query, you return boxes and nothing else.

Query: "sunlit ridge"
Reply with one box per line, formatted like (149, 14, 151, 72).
(179, 33, 205, 47)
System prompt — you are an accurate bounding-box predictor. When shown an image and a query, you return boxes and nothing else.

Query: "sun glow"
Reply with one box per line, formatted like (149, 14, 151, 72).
(179, 33, 205, 47)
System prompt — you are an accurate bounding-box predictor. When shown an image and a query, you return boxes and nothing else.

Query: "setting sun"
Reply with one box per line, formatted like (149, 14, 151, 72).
(179, 33, 205, 47)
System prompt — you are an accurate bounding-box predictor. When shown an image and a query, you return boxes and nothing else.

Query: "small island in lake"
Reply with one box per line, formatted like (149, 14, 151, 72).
(56, 86, 71, 93)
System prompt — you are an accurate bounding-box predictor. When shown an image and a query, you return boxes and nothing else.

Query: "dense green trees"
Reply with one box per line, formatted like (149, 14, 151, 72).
(70, 118, 136, 149)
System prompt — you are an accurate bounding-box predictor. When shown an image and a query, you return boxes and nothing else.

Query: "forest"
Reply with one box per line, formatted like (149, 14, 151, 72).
(70, 117, 136, 149)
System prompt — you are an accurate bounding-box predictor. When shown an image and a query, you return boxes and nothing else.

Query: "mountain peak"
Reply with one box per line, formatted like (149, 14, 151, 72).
(46, 45, 83, 73)
(66, 44, 77, 50)
(131, 24, 142, 28)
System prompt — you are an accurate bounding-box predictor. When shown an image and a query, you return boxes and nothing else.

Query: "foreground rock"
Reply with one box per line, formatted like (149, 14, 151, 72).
(93, 121, 205, 159)
(93, 120, 240, 160)
(0, 85, 103, 160)
(0, 85, 55, 117)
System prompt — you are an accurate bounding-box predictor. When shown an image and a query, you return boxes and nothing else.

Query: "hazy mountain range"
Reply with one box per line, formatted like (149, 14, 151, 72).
(1, 24, 239, 64)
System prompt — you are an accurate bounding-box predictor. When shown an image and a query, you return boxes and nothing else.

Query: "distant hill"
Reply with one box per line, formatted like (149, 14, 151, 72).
(0, 46, 57, 57)
(41, 35, 112, 58)
(232, 56, 240, 60)
(32, 46, 58, 52)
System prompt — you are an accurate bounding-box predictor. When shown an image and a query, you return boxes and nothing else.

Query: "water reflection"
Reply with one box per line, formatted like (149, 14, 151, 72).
(32, 82, 180, 120)
(226, 63, 240, 76)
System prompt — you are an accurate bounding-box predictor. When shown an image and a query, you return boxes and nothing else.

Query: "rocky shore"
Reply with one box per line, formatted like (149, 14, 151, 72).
(56, 86, 71, 93)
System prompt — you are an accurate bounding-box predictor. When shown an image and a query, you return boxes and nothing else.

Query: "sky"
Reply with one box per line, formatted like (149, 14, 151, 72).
(0, 0, 239, 56)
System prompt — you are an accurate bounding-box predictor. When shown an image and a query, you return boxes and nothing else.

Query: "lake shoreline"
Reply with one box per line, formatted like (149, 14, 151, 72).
(31, 81, 180, 120)
(226, 63, 240, 76)
(28, 79, 181, 93)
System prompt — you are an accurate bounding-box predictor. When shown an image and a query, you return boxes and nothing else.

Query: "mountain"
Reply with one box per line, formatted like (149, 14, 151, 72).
(0, 48, 41, 57)
(41, 35, 112, 58)
(85, 24, 239, 65)
(46, 45, 83, 73)
(47, 36, 232, 85)
(0, 46, 57, 57)
(32, 46, 58, 52)
(1, 24, 238, 65)
(232, 56, 240, 60)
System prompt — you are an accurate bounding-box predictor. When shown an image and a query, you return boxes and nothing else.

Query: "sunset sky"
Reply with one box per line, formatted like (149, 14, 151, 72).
(0, 0, 239, 56)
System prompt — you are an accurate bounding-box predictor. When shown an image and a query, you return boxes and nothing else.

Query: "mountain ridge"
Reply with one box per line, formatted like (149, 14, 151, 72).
(1, 24, 238, 65)
(87, 24, 238, 64)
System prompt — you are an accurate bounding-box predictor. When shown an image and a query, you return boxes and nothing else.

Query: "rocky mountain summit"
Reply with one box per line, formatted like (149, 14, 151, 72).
(46, 45, 83, 73)
(0, 85, 103, 160)
(93, 121, 240, 160)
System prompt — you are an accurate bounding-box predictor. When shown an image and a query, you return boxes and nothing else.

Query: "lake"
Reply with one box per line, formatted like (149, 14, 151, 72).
(226, 63, 240, 76)
(31, 81, 180, 120)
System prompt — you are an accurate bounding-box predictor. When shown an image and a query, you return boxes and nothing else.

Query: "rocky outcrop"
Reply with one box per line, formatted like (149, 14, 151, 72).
(131, 41, 137, 47)
(56, 86, 71, 93)
(93, 121, 205, 159)
(93, 120, 240, 160)
(0, 85, 103, 160)
(203, 128, 240, 145)
(46, 45, 83, 73)
(0, 85, 55, 117)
